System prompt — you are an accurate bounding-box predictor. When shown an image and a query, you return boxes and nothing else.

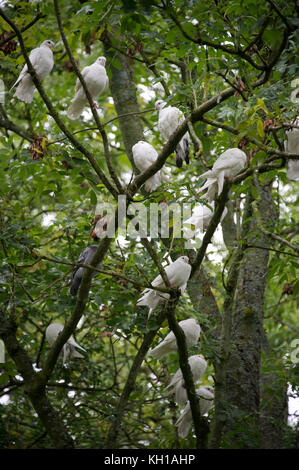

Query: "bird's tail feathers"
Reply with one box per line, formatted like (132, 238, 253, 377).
(70, 347, 85, 359)
(176, 414, 191, 439)
(14, 77, 35, 103)
(71, 342, 86, 353)
(67, 97, 85, 120)
(70, 277, 81, 296)
(175, 383, 187, 406)
(197, 177, 217, 194)
(175, 146, 184, 168)
(145, 173, 161, 192)
(10, 79, 20, 92)
(149, 342, 169, 359)
(183, 137, 190, 164)
(199, 168, 216, 179)
(136, 290, 152, 306)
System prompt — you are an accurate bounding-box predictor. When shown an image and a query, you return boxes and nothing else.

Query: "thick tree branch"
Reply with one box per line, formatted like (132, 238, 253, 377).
(0, 115, 34, 142)
(0, 313, 74, 448)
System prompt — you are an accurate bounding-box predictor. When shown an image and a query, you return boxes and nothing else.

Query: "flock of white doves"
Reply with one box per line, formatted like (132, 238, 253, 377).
(13, 41, 298, 438)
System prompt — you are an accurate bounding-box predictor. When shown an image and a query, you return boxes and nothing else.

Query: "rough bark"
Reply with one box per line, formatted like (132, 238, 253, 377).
(259, 347, 288, 448)
(102, 32, 144, 168)
(0, 315, 74, 448)
(222, 180, 277, 448)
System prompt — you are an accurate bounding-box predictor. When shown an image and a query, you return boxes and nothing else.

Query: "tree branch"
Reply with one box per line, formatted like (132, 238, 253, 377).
(0, 10, 45, 48)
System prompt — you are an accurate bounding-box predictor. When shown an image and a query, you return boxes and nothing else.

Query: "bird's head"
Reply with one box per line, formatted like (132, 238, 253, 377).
(42, 40, 55, 49)
(97, 56, 106, 66)
(155, 100, 166, 110)
(204, 385, 214, 395)
(179, 256, 190, 265)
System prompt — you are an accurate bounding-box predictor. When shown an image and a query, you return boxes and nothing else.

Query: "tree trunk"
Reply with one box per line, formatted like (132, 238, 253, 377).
(259, 348, 288, 448)
(223, 181, 277, 448)
(102, 33, 144, 167)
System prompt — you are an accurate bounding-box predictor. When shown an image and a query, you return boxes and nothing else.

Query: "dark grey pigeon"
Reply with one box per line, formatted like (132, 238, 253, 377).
(70, 245, 101, 296)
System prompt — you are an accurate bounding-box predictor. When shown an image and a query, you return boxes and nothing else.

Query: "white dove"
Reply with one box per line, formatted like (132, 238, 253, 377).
(46, 322, 86, 366)
(184, 201, 228, 239)
(67, 56, 108, 120)
(155, 100, 190, 168)
(132, 141, 162, 192)
(175, 385, 214, 439)
(197, 148, 247, 202)
(149, 318, 201, 360)
(70, 245, 101, 296)
(137, 256, 191, 319)
(285, 119, 299, 180)
(166, 355, 207, 406)
(11, 40, 55, 103)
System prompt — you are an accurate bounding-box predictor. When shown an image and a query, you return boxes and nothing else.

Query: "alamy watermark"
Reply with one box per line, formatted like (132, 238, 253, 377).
(290, 78, 299, 103)
(94, 195, 209, 248)
(0, 340, 4, 363)
(0, 79, 5, 104)
(290, 339, 299, 365)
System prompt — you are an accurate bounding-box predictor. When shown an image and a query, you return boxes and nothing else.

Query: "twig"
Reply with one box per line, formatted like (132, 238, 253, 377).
(0, 11, 45, 48)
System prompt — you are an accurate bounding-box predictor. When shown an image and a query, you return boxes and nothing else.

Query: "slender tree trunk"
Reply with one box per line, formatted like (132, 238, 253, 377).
(259, 343, 288, 448)
(102, 32, 144, 167)
(223, 181, 277, 447)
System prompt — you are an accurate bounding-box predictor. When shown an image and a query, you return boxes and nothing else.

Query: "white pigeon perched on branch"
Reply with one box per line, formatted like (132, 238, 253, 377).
(155, 100, 190, 168)
(46, 322, 86, 365)
(197, 148, 247, 202)
(70, 245, 101, 296)
(166, 355, 207, 406)
(11, 40, 55, 103)
(137, 256, 191, 319)
(132, 141, 162, 192)
(90, 214, 109, 241)
(149, 318, 201, 360)
(184, 201, 228, 238)
(175, 385, 214, 439)
(285, 119, 299, 180)
(67, 56, 108, 120)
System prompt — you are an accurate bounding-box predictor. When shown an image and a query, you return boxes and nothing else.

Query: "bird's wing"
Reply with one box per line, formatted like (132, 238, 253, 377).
(74, 66, 89, 93)
(159, 107, 180, 137)
(28, 47, 42, 68)
(144, 146, 158, 165)
(150, 272, 164, 288)
(72, 247, 90, 278)
(10, 63, 28, 89)
(74, 77, 82, 94)
(167, 368, 183, 388)
(212, 149, 245, 172)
